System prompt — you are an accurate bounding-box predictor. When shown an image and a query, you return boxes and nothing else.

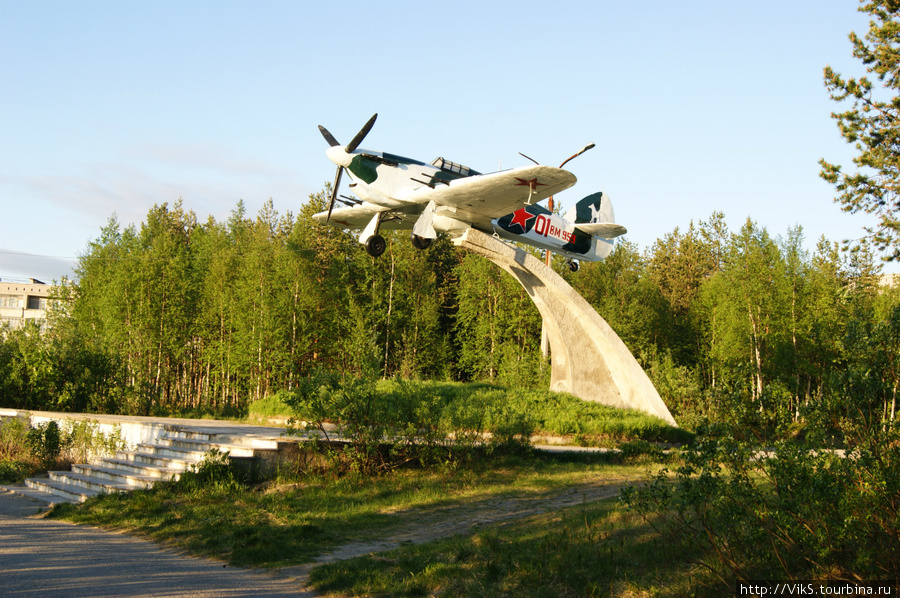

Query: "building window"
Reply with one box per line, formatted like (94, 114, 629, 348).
(0, 295, 21, 308)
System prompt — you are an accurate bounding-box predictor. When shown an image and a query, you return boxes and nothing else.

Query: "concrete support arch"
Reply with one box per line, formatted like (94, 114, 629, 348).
(453, 228, 677, 427)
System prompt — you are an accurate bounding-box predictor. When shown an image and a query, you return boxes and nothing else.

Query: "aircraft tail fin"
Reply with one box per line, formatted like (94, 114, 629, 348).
(564, 192, 627, 238)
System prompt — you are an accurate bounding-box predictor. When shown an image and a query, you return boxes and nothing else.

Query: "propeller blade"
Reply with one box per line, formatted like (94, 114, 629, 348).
(326, 166, 343, 223)
(345, 113, 377, 153)
(318, 125, 340, 147)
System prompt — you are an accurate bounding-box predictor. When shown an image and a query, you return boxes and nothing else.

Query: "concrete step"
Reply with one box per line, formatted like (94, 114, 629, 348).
(1, 482, 72, 506)
(164, 428, 215, 442)
(25, 475, 102, 503)
(14, 421, 288, 505)
(117, 450, 203, 471)
(164, 428, 281, 450)
(70, 463, 163, 488)
(130, 444, 209, 463)
(99, 457, 183, 480)
(199, 434, 282, 451)
(154, 437, 258, 458)
(48, 470, 133, 495)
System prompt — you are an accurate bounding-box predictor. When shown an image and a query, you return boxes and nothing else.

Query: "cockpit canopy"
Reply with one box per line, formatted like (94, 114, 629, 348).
(431, 157, 481, 178)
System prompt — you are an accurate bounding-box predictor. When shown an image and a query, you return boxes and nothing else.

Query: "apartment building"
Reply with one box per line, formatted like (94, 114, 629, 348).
(0, 279, 53, 331)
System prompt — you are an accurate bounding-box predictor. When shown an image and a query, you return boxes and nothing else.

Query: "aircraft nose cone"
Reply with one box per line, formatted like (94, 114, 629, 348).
(326, 145, 353, 167)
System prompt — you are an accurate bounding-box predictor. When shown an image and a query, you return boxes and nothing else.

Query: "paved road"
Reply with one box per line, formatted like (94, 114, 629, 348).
(0, 489, 312, 598)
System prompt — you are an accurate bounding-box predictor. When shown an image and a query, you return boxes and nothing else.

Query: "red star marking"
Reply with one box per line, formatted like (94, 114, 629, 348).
(514, 177, 546, 191)
(509, 207, 536, 231)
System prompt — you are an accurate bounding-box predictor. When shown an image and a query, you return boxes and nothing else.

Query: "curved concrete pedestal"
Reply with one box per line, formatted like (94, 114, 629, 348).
(453, 229, 677, 427)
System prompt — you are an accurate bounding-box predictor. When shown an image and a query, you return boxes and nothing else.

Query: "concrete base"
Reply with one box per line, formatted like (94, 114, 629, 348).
(453, 229, 677, 427)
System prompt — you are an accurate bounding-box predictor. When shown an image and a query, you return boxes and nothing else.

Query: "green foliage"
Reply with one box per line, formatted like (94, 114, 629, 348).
(26, 420, 61, 468)
(60, 420, 127, 464)
(283, 375, 685, 476)
(0, 417, 28, 461)
(0, 417, 35, 483)
(172, 449, 246, 494)
(820, 0, 900, 259)
(283, 374, 532, 474)
(454, 254, 544, 384)
(3, 186, 899, 454)
(309, 495, 702, 598)
(622, 430, 900, 586)
(247, 392, 293, 420)
(0, 416, 127, 480)
(51, 451, 656, 573)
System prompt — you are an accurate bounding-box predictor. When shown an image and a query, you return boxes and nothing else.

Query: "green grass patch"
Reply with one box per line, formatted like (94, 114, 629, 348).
(247, 392, 294, 421)
(309, 494, 718, 598)
(48, 452, 657, 570)
(258, 379, 691, 446)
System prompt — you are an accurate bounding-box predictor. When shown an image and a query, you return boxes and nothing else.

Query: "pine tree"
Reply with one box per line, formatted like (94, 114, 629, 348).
(820, 0, 900, 259)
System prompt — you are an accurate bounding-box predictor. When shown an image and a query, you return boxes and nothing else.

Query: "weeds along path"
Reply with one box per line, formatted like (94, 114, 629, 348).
(281, 477, 633, 580)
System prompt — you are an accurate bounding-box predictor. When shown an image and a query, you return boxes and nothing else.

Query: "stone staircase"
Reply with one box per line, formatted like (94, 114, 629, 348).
(16, 425, 282, 504)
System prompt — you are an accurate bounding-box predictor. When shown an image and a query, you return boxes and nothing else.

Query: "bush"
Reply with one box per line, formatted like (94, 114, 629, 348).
(61, 419, 127, 464)
(247, 392, 293, 421)
(0, 416, 128, 482)
(0, 417, 29, 461)
(622, 428, 900, 587)
(282, 375, 687, 474)
(283, 375, 536, 475)
(0, 417, 34, 483)
(26, 420, 61, 468)
(173, 449, 246, 493)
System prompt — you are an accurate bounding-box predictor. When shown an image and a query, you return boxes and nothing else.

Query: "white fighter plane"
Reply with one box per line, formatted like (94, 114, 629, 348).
(312, 114, 626, 271)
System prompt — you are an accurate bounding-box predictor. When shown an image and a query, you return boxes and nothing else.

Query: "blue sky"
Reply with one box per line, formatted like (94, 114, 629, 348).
(0, 0, 888, 281)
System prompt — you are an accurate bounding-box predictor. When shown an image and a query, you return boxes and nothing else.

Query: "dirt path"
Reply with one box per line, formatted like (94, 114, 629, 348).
(279, 478, 632, 581)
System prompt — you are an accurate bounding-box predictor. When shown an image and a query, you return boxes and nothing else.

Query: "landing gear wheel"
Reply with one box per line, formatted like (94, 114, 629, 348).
(365, 234, 387, 257)
(411, 234, 432, 250)
(567, 260, 579, 273)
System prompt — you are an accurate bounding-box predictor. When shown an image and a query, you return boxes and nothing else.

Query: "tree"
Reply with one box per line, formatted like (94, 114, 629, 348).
(820, 0, 900, 259)
(700, 220, 790, 405)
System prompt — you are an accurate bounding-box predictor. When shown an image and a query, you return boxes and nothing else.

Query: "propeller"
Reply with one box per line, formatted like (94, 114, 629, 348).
(318, 113, 378, 222)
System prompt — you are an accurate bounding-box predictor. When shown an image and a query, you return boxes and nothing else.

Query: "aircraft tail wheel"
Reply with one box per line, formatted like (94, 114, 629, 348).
(411, 234, 432, 250)
(365, 235, 387, 257)
(568, 260, 579, 272)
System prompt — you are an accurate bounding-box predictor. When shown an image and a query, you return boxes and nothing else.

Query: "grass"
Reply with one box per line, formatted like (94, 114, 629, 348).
(48, 452, 664, 570)
(308, 495, 716, 598)
(39, 380, 702, 595)
(253, 380, 693, 446)
(47, 449, 733, 596)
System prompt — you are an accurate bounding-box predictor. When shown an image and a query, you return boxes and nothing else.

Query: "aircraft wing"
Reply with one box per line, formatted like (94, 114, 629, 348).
(312, 165, 576, 233)
(407, 165, 576, 230)
(311, 203, 391, 228)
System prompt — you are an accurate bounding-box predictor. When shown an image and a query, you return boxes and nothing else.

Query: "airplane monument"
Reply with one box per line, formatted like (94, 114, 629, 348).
(313, 114, 677, 426)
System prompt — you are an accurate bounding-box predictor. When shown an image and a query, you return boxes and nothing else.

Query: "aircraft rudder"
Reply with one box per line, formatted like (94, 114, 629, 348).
(566, 191, 615, 225)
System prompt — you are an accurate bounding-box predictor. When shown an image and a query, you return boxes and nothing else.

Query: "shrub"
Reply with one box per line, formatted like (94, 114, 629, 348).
(622, 429, 900, 587)
(173, 449, 246, 493)
(282, 375, 687, 474)
(61, 419, 127, 464)
(0, 417, 29, 461)
(26, 420, 61, 468)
